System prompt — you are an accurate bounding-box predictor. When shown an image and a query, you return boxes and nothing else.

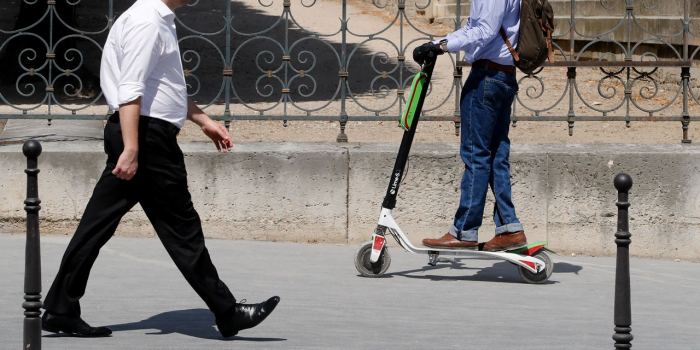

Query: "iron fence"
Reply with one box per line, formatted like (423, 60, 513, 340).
(0, 0, 697, 142)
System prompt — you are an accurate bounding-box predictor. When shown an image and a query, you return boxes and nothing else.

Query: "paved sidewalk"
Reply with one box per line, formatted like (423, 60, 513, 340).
(1, 233, 698, 349)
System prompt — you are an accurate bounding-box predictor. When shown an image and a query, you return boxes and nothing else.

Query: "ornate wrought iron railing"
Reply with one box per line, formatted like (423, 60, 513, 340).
(513, 0, 699, 143)
(0, 0, 697, 142)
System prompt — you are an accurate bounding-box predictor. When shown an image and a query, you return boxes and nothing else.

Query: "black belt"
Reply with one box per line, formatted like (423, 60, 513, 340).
(473, 59, 516, 74)
(109, 112, 179, 133)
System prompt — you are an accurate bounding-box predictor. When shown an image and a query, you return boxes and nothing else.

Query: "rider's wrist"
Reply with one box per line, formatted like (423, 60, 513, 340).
(439, 39, 448, 52)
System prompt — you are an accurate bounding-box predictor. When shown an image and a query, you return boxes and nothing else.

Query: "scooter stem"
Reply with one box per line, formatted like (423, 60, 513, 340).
(382, 56, 438, 209)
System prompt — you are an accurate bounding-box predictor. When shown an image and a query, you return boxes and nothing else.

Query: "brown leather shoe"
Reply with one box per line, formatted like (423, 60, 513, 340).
(421, 233, 479, 250)
(483, 231, 528, 251)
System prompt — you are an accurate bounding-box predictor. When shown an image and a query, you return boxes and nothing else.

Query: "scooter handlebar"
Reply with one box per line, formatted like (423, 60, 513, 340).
(412, 42, 443, 66)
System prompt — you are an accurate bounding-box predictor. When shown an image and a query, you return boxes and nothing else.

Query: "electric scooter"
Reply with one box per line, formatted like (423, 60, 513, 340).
(353, 50, 554, 284)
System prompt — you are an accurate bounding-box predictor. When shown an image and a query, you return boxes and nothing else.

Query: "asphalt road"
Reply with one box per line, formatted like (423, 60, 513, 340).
(1, 233, 698, 349)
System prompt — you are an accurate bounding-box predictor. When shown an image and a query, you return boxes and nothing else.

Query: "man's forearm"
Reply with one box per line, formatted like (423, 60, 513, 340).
(187, 98, 212, 127)
(187, 98, 232, 152)
(119, 97, 141, 152)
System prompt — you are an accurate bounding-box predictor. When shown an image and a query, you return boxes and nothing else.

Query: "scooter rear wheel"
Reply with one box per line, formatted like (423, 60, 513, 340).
(518, 249, 553, 284)
(354, 241, 391, 277)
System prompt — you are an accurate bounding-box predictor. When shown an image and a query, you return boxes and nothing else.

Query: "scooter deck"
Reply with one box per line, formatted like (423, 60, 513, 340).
(419, 241, 548, 254)
(391, 233, 547, 273)
(377, 208, 548, 273)
(395, 240, 547, 260)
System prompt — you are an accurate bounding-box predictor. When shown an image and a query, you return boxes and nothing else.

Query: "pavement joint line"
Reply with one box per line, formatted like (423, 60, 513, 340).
(558, 258, 700, 287)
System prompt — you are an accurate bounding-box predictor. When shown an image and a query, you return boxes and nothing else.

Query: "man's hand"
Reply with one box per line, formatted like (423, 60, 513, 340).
(187, 98, 232, 152)
(201, 119, 233, 152)
(412, 42, 444, 65)
(113, 148, 139, 180)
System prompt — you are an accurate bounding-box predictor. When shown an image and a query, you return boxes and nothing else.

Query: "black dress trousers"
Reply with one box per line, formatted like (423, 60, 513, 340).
(43, 112, 237, 317)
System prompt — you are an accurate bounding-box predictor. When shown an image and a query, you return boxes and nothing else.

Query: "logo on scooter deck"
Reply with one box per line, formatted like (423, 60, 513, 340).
(390, 171, 401, 195)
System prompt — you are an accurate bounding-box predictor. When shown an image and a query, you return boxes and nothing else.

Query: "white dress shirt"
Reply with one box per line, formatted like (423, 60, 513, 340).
(100, 0, 188, 128)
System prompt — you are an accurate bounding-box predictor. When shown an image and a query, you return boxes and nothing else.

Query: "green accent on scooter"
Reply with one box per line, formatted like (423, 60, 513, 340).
(507, 241, 557, 255)
(400, 72, 427, 131)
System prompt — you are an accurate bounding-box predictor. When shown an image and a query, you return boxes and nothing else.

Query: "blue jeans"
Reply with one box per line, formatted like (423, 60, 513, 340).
(449, 66, 523, 242)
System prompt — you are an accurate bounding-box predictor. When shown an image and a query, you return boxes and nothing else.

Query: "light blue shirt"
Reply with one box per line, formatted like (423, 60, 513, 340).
(437, 0, 521, 66)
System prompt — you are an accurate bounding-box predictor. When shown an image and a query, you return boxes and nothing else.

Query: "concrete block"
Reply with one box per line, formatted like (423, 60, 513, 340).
(546, 147, 620, 256)
(0, 142, 349, 243)
(1, 141, 699, 260)
(182, 142, 348, 243)
(348, 143, 464, 246)
(510, 146, 550, 244)
(544, 144, 700, 260)
(0, 142, 107, 233)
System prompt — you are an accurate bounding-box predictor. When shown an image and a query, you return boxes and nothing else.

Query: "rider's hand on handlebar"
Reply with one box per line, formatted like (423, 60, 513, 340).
(412, 42, 444, 65)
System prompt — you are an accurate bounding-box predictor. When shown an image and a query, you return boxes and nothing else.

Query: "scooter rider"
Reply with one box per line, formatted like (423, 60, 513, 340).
(415, 0, 528, 251)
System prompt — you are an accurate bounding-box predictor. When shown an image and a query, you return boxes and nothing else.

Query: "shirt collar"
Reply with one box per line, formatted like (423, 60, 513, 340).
(145, 0, 176, 20)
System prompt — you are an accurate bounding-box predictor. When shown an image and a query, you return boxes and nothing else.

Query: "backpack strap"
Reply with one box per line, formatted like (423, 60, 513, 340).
(499, 27, 520, 62)
(546, 26, 554, 63)
(542, 0, 555, 63)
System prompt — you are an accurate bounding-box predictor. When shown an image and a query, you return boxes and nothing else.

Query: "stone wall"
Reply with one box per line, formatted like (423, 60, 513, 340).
(1, 141, 698, 260)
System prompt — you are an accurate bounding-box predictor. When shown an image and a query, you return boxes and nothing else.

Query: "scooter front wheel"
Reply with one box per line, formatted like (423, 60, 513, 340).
(518, 249, 553, 284)
(354, 241, 391, 277)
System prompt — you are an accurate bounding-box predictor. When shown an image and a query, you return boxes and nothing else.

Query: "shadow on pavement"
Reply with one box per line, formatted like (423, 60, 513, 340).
(384, 261, 582, 284)
(552, 262, 583, 275)
(106, 309, 286, 342)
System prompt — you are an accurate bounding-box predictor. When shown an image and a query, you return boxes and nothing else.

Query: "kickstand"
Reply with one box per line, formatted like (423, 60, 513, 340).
(428, 252, 439, 266)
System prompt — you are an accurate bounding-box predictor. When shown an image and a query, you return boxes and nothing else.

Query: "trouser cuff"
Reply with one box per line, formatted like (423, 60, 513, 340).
(449, 225, 478, 241)
(495, 223, 524, 235)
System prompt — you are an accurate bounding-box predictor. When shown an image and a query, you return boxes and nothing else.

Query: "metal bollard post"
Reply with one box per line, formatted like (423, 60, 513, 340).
(23, 140, 43, 350)
(613, 173, 633, 349)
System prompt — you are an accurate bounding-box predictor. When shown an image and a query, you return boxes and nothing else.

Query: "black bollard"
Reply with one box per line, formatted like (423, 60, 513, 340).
(613, 173, 633, 349)
(23, 140, 43, 350)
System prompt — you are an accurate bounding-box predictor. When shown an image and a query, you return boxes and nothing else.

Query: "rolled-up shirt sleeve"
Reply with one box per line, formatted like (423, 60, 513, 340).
(117, 20, 162, 106)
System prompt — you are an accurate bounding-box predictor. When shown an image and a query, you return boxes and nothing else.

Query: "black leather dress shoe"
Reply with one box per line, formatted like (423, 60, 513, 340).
(216, 296, 281, 338)
(42, 312, 112, 337)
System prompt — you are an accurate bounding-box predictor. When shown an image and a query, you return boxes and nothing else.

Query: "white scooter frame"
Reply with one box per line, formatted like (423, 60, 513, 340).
(374, 208, 546, 274)
(357, 206, 554, 284)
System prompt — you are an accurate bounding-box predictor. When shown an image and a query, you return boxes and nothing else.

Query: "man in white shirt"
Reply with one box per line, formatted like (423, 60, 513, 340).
(41, 0, 279, 338)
